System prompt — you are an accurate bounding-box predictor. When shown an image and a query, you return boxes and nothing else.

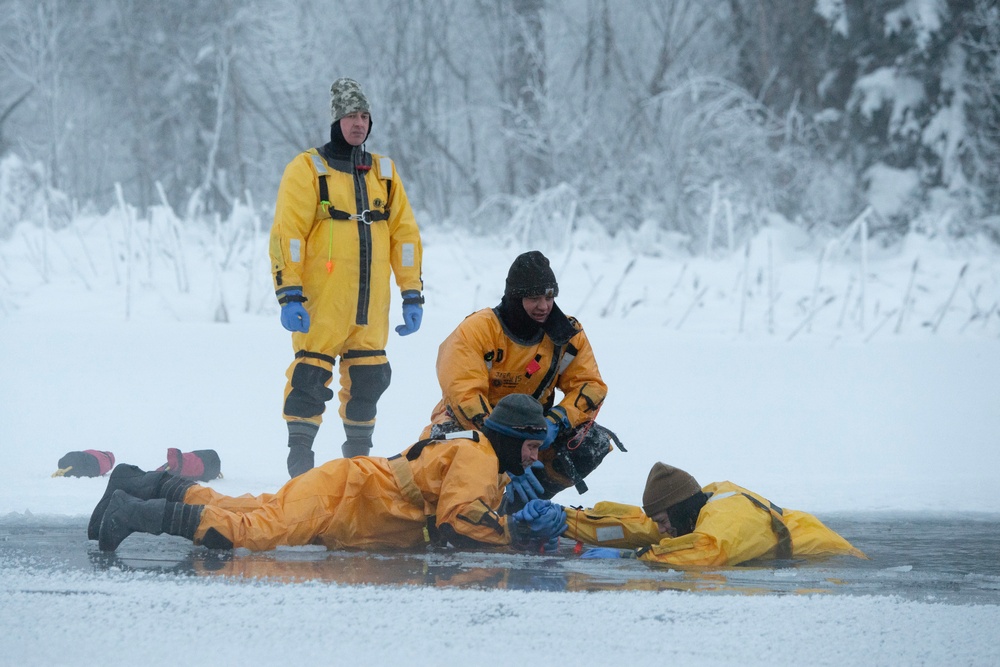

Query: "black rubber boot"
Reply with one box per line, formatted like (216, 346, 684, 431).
(341, 423, 373, 458)
(341, 438, 372, 458)
(88, 464, 195, 540)
(287, 445, 315, 478)
(98, 490, 203, 552)
(98, 491, 166, 552)
(286, 421, 319, 478)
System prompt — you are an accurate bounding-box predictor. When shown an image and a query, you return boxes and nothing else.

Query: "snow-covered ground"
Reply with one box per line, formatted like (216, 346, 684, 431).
(2, 220, 999, 665)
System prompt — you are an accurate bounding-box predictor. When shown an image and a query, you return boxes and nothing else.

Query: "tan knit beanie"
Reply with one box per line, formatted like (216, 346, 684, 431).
(642, 462, 702, 516)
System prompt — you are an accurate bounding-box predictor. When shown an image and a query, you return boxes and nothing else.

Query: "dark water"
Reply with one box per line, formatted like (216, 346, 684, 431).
(2, 513, 999, 605)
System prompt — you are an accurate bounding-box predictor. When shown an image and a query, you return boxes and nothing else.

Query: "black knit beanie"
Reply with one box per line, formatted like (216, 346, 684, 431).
(504, 251, 559, 299)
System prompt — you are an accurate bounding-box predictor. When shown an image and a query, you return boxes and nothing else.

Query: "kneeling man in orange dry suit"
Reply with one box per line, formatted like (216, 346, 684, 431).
(90, 395, 566, 553)
(564, 462, 866, 566)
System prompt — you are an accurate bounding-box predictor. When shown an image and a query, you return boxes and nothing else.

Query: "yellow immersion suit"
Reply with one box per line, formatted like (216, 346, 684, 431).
(563, 481, 866, 566)
(423, 308, 607, 436)
(269, 147, 423, 429)
(181, 432, 512, 551)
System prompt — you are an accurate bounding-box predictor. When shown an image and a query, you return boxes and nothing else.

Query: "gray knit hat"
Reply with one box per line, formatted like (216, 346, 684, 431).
(330, 78, 371, 122)
(484, 394, 548, 437)
(483, 394, 548, 476)
(642, 462, 702, 516)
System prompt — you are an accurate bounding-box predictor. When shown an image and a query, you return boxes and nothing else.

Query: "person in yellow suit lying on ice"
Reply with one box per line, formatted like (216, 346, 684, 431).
(89, 395, 566, 554)
(564, 462, 866, 566)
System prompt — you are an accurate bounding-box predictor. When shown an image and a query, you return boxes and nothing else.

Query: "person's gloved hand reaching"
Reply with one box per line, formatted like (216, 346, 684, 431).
(540, 533, 560, 554)
(511, 499, 567, 543)
(395, 290, 423, 336)
(543, 407, 570, 449)
(279, 290, 310, 332)
(505, 461, 545, 506)
(580, 547, 636, 559)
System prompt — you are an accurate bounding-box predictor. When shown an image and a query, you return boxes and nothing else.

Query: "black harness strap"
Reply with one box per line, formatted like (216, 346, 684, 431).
(742, 493, 793, 559)
(294, 349, 388, 365)
(391, 431, 481, 462)
(383, 159, 392, 205)
(341, 349, 386, 360)
(319, 174, 389, 222)
(318, 172, 329, 208)
(294, 350, 337, 365)
(532, 344, 565, 402)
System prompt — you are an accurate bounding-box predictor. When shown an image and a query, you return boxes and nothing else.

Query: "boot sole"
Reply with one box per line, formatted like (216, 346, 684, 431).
(88, 464, 144, 540)
(98, 490, 132, 552)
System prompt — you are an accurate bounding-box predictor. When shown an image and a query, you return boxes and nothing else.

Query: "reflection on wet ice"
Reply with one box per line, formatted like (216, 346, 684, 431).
(4, 513, 999, 604)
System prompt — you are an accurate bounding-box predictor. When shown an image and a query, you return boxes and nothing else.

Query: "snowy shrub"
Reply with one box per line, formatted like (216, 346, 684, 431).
(863, 162, 922, 237)
(0, 154, 71, 239)
(650, 77, 819, 252)
(796, 158, 866, 235)
(466, 182, 580, 255)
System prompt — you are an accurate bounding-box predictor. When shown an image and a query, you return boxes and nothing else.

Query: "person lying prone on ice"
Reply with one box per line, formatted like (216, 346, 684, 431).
(89, 394, 566, 553)
(561, 462, 866, 567)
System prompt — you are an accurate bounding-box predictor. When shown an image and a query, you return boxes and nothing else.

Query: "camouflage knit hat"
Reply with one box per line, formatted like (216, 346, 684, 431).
(642, 462, 702, 516)
(330, 78, 371, 122)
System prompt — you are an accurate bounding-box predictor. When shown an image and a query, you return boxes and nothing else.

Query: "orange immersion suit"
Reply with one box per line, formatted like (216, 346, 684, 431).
(423, 307, 607, 436)
(564, 481, 866, 566)
(181, 432, 512, 551)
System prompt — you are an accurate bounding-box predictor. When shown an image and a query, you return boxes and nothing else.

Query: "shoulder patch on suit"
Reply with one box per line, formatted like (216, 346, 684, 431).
(441, 430, 479, 442)
(309, 153, 328, 174)
(379, 156, 393, 180)
(708, 491, 737, 503)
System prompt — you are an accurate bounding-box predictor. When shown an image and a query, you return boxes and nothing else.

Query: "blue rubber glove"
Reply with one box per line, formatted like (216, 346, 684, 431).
(543, 407, 569, 449)
(505, 461, 545, 505)
(279, 290, 310, 332)
(513, 499, 567, 540)
(395, 291, 423, 336)
(536, 505, 568, 540)
(540, 534, 560, 553)
(581, 547, 630, 559)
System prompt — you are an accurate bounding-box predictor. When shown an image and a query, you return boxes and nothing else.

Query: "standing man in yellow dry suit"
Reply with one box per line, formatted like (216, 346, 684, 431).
(422, 250, 618, 512)
(91, 394, 568, 553)
(270, 78, 424, 478)
(564, 462, 866, 566)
